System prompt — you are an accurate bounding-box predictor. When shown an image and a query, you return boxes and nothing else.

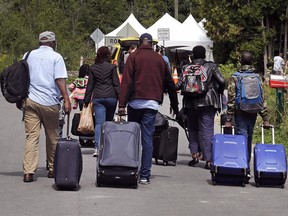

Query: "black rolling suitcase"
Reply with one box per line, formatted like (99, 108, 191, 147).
(71, 113, 95, 147)
(96, 120, 141, 188)
(54, 114, 83, 190)
(153, 126, 179, 166)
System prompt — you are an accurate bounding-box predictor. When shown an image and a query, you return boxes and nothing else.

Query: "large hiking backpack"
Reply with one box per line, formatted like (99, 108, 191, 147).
(0, 51, 31, 103)
(181, 62, 209, 97)
(233, 71, 263, 114)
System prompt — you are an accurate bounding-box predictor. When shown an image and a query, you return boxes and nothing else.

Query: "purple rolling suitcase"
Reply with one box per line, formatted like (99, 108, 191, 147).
(211, 126, 249, 187)
(54, 114, 83, 190)
(254, 125, 287, 188)
(96, 120, 141, 188)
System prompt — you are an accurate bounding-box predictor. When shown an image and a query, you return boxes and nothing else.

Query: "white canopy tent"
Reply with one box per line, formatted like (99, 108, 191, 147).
(146, 13, 182, 43)
(147, 13, 214, 61)
(98, 13, 147, 48)
(198, 18, 208, 33)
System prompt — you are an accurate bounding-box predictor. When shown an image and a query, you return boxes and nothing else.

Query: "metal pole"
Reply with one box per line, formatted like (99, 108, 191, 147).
(174, 0, 178, 20)
(276, 88, 284, 125)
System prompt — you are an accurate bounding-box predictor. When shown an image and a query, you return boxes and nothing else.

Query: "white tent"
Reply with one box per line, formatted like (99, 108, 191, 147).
(146, 13, 182, 43)
(147, 13, 214, 61)
(98, 13, 147, 47)
(198, 18, 208, 33)
(179, 15, 214, 61)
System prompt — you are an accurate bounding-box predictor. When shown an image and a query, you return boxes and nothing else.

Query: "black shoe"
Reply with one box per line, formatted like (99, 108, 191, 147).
(48, 170, 54, 178)
(23, 173, 34, 183)
(204, 161, 211, 170)
(188, 158, 199, 166)
(244, 173, 251, 184)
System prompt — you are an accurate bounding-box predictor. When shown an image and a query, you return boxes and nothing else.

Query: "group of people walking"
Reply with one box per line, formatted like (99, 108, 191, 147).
(19, 31, 270, 185)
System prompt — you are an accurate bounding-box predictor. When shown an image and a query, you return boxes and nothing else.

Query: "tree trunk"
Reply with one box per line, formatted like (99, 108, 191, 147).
(284, 6, 288, 65)
(262, 18, 268, 77)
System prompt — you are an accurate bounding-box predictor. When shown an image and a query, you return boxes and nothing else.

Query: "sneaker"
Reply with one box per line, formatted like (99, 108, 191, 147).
(92, 149, 98, 157)
(188, 158, 199, 167)
(204, 161, 211, 170)
(245, 173, 251, 184)
(139, 178, 150, 185)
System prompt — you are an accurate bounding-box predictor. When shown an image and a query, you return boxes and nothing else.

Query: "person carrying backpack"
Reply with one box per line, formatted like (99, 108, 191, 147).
(22, 31, 71, 183)
(176, 45, 225, 169)
(225, 51, 270, 179)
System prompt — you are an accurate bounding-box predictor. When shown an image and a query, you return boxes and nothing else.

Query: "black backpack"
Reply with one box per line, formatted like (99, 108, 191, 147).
(0, 51, 31, 103)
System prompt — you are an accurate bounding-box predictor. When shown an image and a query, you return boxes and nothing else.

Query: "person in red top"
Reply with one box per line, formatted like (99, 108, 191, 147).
(118, 33, 179, 185)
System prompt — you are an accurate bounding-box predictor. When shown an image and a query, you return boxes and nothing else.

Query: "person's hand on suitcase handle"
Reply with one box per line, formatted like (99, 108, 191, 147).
(224, 121, 232, 128)
(262, 120, 271, 129)
(118, 107, 126, 116)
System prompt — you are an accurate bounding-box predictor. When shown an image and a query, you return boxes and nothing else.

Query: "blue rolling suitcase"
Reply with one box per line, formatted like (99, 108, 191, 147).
(211, 126, 249, 187)
(254, 125, 287, 188)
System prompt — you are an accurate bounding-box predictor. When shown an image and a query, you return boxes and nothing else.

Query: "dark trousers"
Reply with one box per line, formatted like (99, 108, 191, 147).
(186, 106, 216, 161)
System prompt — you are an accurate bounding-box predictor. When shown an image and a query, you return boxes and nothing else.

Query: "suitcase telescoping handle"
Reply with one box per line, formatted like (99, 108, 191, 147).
(66, 113, 71, 139)
(221, 125, 234, 135)
(261, 125, 275, 144)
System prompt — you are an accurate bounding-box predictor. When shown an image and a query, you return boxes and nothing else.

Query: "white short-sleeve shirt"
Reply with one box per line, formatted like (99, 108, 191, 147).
(25, 46, 68, 106)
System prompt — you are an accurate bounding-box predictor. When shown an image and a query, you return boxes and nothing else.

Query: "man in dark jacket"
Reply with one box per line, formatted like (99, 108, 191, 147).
(177, 45, 225, 169)
(118, 33, 179, 185)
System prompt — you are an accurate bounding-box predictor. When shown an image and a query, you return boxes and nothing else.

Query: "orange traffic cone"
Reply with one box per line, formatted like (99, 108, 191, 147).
(173, 68, 178, 84)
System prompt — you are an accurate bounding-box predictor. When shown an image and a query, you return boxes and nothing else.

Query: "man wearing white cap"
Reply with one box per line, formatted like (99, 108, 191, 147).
(22, 31, 71, 183)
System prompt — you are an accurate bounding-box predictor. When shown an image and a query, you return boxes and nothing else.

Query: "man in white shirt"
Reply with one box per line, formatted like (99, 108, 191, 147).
(273, 52, 285, 75)
(23, 31, 71, 183)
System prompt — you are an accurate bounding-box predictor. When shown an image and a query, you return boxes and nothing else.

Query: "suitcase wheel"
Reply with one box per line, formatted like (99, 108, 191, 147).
(281, 184, 285, 189)
(211, 173, 216, 186)
(241, 182, 245, 187)
(155, 159, 159, 165)
(256, 182, 260, 188)
(163, 161, 168, 166)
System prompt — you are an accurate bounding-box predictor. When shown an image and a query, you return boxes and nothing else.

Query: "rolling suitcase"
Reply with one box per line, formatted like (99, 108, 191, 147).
(211, 126, 249, 187)
(153, 126, 179, 166)
(54, 114, 83, 190)
(254, 125, 287, 188)
(96, 120, 141, 188)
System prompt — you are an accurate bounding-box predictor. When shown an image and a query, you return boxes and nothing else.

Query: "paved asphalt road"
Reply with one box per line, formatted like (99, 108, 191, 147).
(0, 93, 287, 216)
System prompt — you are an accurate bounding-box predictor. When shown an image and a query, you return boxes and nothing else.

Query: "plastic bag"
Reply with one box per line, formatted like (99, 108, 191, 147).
(77, 103, 94, 135)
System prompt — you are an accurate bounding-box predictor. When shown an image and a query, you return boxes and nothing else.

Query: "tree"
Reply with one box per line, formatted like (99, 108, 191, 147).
(200, 0, 288, 68)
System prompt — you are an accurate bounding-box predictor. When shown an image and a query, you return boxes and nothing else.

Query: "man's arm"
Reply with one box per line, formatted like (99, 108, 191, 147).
(225, 76, 237, 124)
(56, 78, 71, 114)
(164, 64, 179, 116)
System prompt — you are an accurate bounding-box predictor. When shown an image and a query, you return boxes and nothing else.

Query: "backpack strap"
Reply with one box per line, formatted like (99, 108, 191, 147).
(24, 50, 32, 60)
(21, 50, 32, 122)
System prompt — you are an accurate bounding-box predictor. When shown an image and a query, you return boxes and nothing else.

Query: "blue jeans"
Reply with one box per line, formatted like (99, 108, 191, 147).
(186, 106, 216, 161)
(127, 106, 157, 180)
(234, 114, 257, 164)
(93, 97, 117, 148)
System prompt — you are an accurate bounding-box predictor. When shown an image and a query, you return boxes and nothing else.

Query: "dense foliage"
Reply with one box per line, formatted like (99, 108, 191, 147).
(0, 0, 288, 148)
(0, 0, 287, 70)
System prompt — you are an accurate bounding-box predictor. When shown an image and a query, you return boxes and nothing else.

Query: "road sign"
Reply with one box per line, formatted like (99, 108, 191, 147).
(90, 28, 104, 43)
(157, 28, 170, 41)
(105, 36, 121, 47)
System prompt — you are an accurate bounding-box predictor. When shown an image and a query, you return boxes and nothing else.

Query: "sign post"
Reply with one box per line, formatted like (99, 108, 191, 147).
(90, 28, 104, 52)
(157, 28, 170, 55)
